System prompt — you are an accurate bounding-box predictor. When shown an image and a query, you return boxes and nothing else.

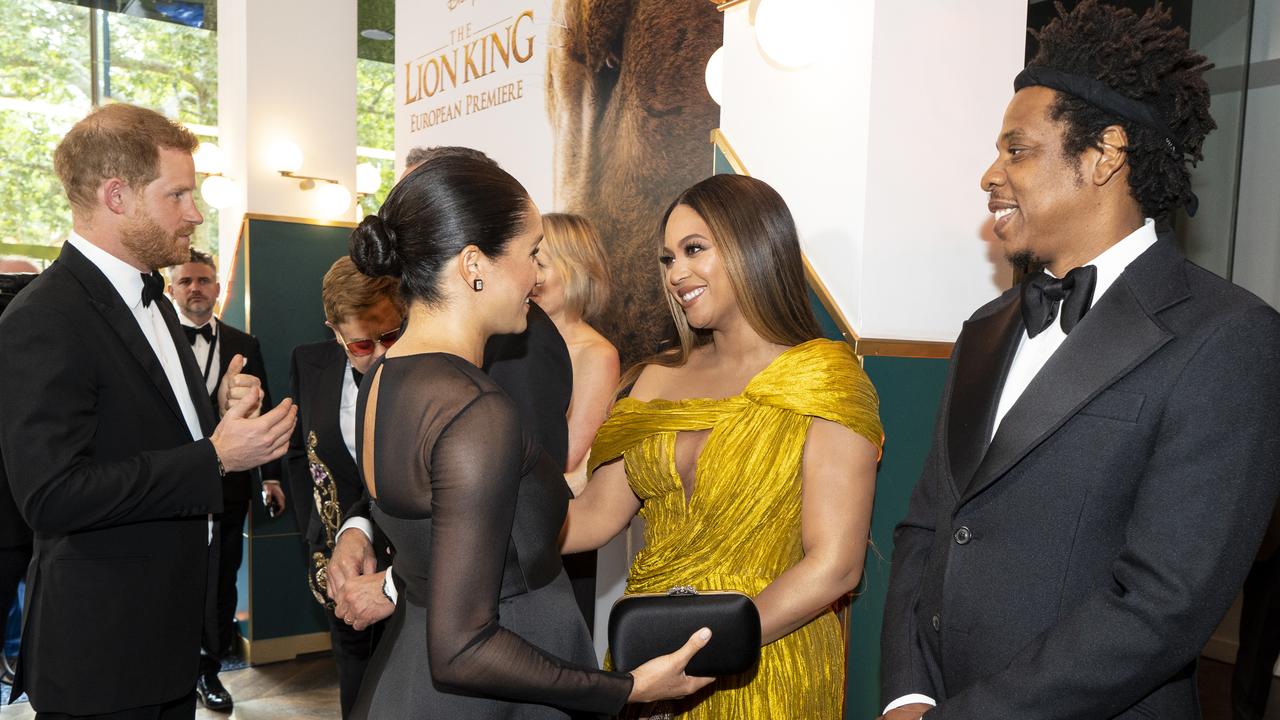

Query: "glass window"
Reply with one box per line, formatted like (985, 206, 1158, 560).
(357, 58, 395, 217)
(0, 0, 92, 262)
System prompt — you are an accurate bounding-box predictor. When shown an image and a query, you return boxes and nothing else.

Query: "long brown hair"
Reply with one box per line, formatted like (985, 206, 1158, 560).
(621, 174, 822, 390)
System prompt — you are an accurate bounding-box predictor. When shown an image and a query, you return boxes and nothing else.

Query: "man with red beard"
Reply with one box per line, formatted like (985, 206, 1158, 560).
(0, 103, 296, 718)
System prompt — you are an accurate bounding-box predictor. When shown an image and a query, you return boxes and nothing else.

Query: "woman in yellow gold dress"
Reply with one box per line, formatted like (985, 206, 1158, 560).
(562, 174, 883, 718)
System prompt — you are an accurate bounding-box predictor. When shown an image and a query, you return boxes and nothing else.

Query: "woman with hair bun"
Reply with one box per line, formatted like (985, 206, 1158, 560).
(347, 152, 712, 718)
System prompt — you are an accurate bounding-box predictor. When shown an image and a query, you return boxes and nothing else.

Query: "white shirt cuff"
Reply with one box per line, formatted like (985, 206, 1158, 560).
(336, 516, 374, 543)
(382, 565, 398, 605)
(885, 694, 936, 715)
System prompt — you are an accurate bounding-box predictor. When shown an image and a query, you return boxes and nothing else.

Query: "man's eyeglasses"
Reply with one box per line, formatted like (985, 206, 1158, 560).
(339, 326, 402, 357)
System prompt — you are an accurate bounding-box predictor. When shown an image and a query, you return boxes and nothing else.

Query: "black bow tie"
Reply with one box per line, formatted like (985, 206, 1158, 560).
(183, 323, 214, 345)
(1021, 265, 1097, 339)
(140, 271, 165, 308)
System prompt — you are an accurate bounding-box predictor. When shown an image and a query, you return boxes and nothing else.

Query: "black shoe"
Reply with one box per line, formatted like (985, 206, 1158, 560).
(196, 672, 234, 712)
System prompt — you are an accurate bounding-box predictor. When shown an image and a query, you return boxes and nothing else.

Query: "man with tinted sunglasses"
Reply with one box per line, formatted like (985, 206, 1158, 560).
(284, 256, 405, 718)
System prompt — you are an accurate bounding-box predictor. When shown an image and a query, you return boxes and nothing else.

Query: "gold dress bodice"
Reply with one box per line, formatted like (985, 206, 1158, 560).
(589, 339, 883, 719)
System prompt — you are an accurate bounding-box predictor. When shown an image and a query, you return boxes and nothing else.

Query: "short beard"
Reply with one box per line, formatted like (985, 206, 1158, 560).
(1005, 249, 1046, 275)
(121, 212, 188, 270)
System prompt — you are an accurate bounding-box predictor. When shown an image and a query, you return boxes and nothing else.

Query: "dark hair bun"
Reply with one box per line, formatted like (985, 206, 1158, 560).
(349, 214, 402, 278)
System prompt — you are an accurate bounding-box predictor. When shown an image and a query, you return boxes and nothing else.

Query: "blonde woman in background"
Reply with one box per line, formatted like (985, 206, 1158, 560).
(532, 213, 620, 494)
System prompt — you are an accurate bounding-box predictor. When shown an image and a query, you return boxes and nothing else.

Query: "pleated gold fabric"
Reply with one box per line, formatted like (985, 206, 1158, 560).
(588, 339, 883, 719)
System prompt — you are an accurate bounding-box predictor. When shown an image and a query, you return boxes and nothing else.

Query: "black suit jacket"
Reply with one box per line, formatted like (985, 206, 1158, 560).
(881, 237, 1280, 719)
(286, 341, 370, 551)
(0, 242, 222, 714)
(215, 321, 281, 503)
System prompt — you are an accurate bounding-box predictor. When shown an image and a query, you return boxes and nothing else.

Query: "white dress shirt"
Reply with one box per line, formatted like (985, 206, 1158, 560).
(178, 313, 222, 396)
(67, 233, 212, 542)
(885, 219, 1159, 716)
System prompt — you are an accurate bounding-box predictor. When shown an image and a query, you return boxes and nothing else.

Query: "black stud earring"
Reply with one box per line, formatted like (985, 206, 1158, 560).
(473, 278, 484, 291)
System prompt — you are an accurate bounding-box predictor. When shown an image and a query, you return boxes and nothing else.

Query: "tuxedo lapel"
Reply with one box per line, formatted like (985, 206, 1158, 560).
(157, 300, 217, 436)
(961, 239, 1188, 503)
(947, 293, 1023, 496)
(61, 244, 191, 433)
(313, 348, 359, 482)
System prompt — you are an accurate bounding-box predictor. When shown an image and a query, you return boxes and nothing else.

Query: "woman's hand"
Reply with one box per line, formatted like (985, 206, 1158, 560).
(626, 628, 716, 703)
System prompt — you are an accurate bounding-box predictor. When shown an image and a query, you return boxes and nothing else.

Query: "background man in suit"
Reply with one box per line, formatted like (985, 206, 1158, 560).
(879, 3, 1280, 719)
(0, 102, 296, 718)
(285, 257, 404, 718)
(167, 249, 285, 711)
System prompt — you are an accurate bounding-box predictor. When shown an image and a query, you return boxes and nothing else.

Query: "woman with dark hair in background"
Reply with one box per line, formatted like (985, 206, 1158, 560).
(346, 153, 712, 718)
(563, 174, 883, 718)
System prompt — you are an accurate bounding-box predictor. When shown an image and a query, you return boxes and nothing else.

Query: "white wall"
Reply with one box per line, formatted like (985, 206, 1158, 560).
(719, 0, 1026, 342)
(217, 0, 358, 266)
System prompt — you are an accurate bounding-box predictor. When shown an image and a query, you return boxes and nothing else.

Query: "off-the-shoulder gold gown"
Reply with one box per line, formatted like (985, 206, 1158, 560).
(588, 339, 883, 719)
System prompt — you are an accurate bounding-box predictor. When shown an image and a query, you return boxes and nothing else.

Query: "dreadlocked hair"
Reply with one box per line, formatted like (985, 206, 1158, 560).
(1031, 0, 1215, 220)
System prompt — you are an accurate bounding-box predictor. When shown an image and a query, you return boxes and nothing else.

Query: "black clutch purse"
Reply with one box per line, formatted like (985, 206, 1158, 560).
(608, 586, 761, 677)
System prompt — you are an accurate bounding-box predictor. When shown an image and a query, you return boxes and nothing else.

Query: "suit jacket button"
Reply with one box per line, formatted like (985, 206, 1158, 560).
(932, 613, 941, 631)
(954, 526, 972, 545)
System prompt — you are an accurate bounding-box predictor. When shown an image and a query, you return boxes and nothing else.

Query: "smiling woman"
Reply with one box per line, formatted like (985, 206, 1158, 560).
(564, 173, 884, 719)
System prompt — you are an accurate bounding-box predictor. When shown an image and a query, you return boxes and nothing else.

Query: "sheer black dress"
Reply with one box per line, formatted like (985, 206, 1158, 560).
(350, 353, 633, 718)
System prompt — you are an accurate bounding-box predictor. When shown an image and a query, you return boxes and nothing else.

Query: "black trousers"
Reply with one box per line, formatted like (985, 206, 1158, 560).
(563, 550, 597, 634)
(35, 691, 196, 720)
(0, 543, 31, 628)
(1232, 551, 1280, 720)
(326, 606, 383, 719)
(199, 500, 248, 676)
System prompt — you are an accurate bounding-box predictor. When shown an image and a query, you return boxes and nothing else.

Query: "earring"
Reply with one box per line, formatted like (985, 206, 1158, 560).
(472, 278, 484, 291)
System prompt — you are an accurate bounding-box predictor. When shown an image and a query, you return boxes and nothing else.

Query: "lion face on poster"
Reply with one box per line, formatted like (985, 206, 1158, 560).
(547, 0, 721, 366)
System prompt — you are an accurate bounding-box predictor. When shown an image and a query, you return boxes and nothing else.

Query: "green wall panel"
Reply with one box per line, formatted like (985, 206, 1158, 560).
(223, 217, 354, 647)
(846, 356, 949, 717)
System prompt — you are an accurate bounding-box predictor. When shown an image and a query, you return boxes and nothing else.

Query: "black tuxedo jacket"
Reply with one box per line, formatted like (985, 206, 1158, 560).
(286, 341, 370, 551)
(881, 237, 1280, 719)
(0, 242, 222, 714)
(215, 321, 281, 503)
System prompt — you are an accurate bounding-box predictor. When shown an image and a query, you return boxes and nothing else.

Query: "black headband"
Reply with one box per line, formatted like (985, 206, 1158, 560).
(1015, 65, 1198, 216)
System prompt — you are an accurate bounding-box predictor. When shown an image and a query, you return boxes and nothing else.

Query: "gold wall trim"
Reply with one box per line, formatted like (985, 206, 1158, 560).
(714, 0, 749, 11)
(854, 338, 954, 359)
(712, 128, 857, 346)
(710, 128, 956, 360)
(242, 631, 332, 666)
(244, 212, 358, 229)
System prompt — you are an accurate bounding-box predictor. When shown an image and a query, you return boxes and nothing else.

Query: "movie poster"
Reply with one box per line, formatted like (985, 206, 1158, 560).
(396, 0, 721, 365)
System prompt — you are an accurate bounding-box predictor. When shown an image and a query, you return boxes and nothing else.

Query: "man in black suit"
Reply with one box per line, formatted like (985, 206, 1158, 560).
(878, 4, 1280, 719)
(0, 102, 296, 718)
(284, 257, 405, 718)
(167, 249, 285, 711)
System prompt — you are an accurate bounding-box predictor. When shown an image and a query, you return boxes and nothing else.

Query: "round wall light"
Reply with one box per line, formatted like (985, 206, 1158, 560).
(200, 174, 238, 210)
(755, 0, 830, 70)
(315, 182, 353, 218)
(705, 46, 725, 105)
(267, 140, 304, 174)
(356, 162, 383, 196)
(193, 142, 224, 176)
